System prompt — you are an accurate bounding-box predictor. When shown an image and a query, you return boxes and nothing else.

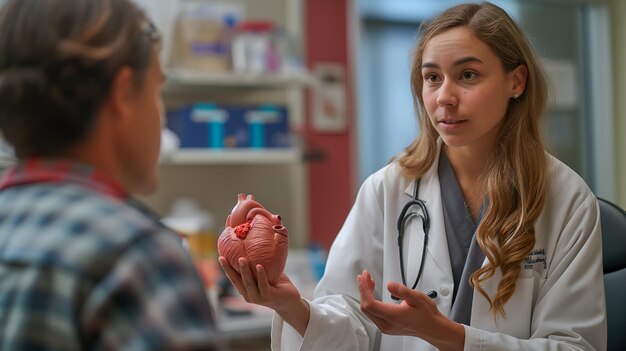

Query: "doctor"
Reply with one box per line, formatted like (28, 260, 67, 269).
(219, 2, 606, 350)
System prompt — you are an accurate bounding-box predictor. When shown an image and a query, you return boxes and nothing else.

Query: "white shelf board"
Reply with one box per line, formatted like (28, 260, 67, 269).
(165, 69, 314, 88)
(159, 148, 301, 165)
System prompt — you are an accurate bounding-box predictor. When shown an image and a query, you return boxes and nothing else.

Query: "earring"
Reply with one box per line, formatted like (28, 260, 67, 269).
(513, 93, 520, 99)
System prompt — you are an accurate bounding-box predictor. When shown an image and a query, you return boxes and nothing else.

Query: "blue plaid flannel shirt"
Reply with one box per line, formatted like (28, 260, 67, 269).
(0, 160, 218, 350)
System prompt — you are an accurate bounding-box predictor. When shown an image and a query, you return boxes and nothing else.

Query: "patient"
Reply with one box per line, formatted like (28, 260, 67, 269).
(0, 0, 219, 349)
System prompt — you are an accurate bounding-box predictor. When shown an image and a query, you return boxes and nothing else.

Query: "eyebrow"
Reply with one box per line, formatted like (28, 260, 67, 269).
(421, 56, 484, 69)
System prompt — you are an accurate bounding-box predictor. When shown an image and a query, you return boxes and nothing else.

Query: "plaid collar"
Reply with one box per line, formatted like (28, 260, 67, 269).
(0, 159, 128, 200)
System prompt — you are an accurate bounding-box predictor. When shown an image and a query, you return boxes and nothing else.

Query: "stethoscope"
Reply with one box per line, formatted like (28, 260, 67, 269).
(392, 179, 437, 301)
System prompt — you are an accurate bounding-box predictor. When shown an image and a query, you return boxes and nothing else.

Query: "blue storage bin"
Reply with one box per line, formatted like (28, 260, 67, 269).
(243, 105, 291, 148)
(166, 103, 229, 148)
(166, 103, 290, 149)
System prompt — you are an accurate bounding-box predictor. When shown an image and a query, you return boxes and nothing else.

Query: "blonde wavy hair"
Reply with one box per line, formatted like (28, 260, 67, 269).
(398, 2, 548, 317)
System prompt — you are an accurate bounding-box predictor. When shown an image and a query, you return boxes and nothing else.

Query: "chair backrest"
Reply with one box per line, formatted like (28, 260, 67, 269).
(598, 197, 626, 351)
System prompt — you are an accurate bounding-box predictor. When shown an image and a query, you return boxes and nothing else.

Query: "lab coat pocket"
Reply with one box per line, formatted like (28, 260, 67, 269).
(471, 273, 536, 339)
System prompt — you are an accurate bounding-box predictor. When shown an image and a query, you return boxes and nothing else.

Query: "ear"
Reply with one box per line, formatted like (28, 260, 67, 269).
(510, 64, 528, 98)
(105, 67, 136, 121)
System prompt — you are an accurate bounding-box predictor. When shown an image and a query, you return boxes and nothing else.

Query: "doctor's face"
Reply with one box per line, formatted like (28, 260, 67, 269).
(420, 26, 521, 152)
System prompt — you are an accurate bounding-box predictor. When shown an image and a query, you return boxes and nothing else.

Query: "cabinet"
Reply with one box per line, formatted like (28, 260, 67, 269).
(140, 0, 310, 248)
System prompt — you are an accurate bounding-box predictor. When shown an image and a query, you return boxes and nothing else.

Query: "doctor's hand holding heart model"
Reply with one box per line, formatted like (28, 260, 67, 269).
(219, 2, 606, 350)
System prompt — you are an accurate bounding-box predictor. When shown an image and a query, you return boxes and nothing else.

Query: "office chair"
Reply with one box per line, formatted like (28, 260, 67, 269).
(598, 197, 626, 351)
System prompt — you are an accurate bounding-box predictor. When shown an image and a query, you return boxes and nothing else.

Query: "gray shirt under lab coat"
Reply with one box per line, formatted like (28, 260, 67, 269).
(438, 151, 486, 325)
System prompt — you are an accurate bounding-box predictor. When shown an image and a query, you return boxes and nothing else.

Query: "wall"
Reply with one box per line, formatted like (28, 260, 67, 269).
(305, 0, 356, 250)
(610, 0, 626, 208)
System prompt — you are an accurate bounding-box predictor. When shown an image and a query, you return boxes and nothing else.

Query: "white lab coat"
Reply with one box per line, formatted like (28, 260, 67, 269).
(272, 145, 606, 350)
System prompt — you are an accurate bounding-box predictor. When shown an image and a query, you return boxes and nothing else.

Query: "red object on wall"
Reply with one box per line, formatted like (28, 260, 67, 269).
(305, 0, 356, 250)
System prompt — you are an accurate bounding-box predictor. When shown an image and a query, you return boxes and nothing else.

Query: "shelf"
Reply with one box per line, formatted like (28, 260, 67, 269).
(159, 148, 301, 165)
(164, 69, 314, 89)
(145, 0, 309, 247)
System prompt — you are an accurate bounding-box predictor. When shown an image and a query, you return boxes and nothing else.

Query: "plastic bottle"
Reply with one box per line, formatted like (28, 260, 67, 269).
(231, 20, 275, 74)
(221, 14, 238, 71)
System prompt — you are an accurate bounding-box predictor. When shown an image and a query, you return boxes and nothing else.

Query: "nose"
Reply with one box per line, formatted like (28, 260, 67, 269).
(436, 80, 458, 107)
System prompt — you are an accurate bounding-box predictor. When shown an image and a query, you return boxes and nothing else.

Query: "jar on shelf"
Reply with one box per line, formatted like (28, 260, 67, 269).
(170, 2, 242, 72)
(232, 20, 279, 74)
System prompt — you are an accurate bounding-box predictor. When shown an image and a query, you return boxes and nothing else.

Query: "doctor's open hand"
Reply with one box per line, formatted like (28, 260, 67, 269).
(218, 256, 311, 336)
(357, 270, 465, 351)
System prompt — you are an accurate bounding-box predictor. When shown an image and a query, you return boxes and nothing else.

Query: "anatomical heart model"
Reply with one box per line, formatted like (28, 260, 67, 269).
(218, 194, 289, 285)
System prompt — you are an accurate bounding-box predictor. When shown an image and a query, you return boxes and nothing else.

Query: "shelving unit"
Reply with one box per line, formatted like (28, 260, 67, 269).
(141, 0, 310, 249)
(160, 148, 301, 165)
(165, 69, 314, 88)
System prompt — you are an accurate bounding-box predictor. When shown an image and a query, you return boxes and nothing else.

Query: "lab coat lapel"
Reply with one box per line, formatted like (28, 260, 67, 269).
(403, 142, 453, 282)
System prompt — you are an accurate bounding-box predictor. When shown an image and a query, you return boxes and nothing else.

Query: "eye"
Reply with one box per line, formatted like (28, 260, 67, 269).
(424, 73, 440, 84)
(461, 70, 477, 80)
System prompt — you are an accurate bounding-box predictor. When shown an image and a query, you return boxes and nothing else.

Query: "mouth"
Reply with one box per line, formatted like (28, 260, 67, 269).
(438, 119, 467, 125)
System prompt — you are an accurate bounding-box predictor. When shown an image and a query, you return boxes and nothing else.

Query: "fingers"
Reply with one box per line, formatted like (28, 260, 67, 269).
(218, 256, 246, 294)
(357, 271, 372, 297)
(237, 257, 257, 288)
(356, 272, 442, 337)
(357, 271, 402, 321)
(387, 281, 433, 308)
(357, 271, 378, 311)
(358, 279, 420, 337)
(387, 281, 418, 304)
(361, 295, 403, 321)
(357, 270, 378, 309)
(255, 264, 272, 296)
(238, 259, 279, 302)
(363, 270, 375, 290)
(218, 257, 264, 303)
(357, 270, 375, 293)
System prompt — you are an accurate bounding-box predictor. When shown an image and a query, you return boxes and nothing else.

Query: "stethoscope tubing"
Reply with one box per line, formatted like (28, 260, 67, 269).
(395, 179, 430, 293)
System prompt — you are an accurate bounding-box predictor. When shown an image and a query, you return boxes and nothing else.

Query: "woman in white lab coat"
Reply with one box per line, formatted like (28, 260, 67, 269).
(219, 2, 606, 350)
